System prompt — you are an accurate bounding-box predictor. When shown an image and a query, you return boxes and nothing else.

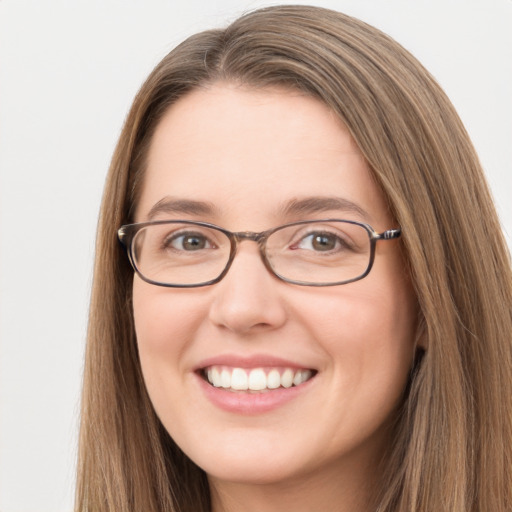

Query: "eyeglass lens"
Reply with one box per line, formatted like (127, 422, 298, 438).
(130, 221, 372, 286)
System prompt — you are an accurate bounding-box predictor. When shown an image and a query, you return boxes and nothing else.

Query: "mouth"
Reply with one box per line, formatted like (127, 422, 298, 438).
(200, 365, 317, 393)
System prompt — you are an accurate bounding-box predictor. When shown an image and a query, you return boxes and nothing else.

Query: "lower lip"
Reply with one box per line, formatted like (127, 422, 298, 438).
(196, 373, 315, 415)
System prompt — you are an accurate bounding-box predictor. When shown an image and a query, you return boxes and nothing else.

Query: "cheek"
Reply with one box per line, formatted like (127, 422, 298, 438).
(131, 281, 207, 408)
(300, 277, 417, 401)
(133, 281, 203, 353)
(131, 281, 217, 437)
(302, 276, 415, 350)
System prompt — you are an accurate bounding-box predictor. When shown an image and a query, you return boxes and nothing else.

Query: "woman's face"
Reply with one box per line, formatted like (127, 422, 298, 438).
(132, 84, 417, 488)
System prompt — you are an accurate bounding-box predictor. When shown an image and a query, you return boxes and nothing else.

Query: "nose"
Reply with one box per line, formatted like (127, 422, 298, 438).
(208, 244, 287, 335)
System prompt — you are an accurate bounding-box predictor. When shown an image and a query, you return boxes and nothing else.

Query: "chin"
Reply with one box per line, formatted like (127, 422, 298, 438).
(177, 430, 313, 485)
(201, 456, 307, 486)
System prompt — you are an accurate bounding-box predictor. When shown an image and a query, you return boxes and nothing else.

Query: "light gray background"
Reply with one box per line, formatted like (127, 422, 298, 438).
(1, 1, 510, 511)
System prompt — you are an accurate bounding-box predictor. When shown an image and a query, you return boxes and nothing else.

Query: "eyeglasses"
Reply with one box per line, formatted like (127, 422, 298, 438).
(118, 219, 401, 288)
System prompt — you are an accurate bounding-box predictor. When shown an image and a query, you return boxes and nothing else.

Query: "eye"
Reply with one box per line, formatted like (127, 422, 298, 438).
(298, 232, 339, 251)
(294, 231, 347, 252)
(165, 231, 215, 251)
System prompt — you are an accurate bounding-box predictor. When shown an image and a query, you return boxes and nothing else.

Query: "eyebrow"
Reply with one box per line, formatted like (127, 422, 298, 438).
(145, 195, 371, 222)
(146, 197, 218, 220)
(281, 196, 371, 221)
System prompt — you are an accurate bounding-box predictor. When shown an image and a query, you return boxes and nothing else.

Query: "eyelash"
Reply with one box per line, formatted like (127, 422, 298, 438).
(162, 231, 217, 252)
(289, 230, 353, 253)
(152, 222, 359, 257)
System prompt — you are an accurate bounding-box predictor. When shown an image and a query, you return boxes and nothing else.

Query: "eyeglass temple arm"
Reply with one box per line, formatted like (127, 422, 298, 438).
(376, 228, 401, 240)
(118, 227, 128, 244)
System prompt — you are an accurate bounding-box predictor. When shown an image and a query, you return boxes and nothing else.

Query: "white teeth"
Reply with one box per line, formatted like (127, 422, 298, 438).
(293, 369, 313, 386)
(303, 369, 313, 383)
(231, 368, 248, 390)
(211, 367, 221, 387)
(281, 368, 294, 388)
(220, 369, 231, 388)
(204, 366, 314, 391)
(267, 369, 281, 389)
(248, 368, 267, 391)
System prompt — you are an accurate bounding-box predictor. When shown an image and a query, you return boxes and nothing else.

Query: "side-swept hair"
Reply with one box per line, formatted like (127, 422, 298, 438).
(76, 5, 512, 511)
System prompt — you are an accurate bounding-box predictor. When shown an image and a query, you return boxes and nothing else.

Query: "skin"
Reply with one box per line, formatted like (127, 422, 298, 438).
(132, 84, 418, 512)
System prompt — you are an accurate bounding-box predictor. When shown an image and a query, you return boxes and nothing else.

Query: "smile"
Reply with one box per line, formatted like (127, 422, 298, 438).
(203, 366, 315, 392)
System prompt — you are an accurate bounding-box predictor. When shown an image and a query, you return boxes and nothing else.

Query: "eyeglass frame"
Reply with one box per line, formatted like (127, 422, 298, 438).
(117, 219, 401, 288)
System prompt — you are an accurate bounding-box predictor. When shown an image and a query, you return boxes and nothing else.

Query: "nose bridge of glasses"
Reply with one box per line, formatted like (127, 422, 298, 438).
(232, 230, 260, 239)
(229, 231, 270, 267)
(232, 231, 267, 245)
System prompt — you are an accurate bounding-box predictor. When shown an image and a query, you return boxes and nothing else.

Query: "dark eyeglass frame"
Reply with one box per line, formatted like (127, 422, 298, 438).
(117, 219, 401, 288)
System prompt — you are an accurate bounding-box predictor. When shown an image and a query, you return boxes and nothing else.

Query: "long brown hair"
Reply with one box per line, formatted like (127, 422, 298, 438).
(76, 5, 512, 511)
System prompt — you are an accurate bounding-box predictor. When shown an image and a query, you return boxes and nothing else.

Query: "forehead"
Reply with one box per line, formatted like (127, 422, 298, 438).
(136, 84, 390, 229)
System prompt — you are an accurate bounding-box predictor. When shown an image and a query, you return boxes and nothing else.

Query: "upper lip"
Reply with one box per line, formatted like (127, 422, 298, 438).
(195, 354, 316, 371)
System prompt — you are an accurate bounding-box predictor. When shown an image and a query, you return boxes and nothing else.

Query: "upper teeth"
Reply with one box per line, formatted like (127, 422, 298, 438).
(205, 366, 313, 391)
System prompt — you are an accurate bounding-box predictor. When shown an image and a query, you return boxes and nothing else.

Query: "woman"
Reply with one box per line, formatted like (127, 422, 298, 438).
(76, 5, 512, 511)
